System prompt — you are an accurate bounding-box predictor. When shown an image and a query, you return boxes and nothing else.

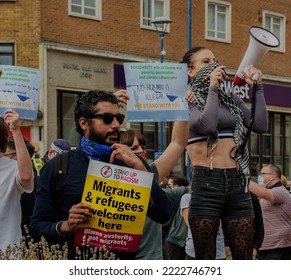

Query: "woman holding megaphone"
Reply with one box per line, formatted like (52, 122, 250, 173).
(181, 46, 268, 260)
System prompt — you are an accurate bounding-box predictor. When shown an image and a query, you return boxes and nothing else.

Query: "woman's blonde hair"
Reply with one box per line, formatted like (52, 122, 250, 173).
(281, 175, 288, 187)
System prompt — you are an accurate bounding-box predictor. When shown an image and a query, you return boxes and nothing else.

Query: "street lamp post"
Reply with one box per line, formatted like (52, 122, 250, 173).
(152, 16, 172, 152)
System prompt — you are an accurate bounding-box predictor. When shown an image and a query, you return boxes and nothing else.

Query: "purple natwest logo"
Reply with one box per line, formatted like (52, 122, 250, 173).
(221, 80, 251, 100)
(101, 166, 113, 178)
(221, 80, 291, 107)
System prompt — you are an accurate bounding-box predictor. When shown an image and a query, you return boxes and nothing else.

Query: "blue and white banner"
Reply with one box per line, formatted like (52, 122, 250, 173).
(124, 63, 189, 122)
(0, 65, 42, 120)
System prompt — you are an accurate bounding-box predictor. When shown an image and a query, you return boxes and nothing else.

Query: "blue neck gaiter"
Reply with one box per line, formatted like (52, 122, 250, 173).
(80, 136, 114, 161)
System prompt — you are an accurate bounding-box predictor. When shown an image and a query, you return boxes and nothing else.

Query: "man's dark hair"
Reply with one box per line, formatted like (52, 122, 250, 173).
(74, 90, 119, 136)
(0, 117, 8, 152)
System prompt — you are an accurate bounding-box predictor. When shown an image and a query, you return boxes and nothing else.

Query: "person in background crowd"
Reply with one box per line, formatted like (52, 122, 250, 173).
(181, 46, 268, 259)
(5, 136, 38, 235)
(160, 176, 171, 189)
(249, 164, 291, 260)
(42, 138, 71, 163)
(180, 191, 226, 260)
(281, 175, 288, 187)
(224, 192, 264, 260)
(0, 109, 34, 253)
(31, 90, 172, 260)
(167, 175, 189, 189)
(281, 174, 290, 192)
(163, 175, 189, 260)
(250, 192, 265, 259)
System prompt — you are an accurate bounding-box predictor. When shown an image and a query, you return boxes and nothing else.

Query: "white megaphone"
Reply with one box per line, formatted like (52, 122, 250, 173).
(233, 26, 280, 86)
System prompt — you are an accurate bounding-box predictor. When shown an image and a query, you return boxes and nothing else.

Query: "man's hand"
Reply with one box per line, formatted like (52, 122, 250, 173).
(61, 203, 93, 234)
(110, 143, 147, 171)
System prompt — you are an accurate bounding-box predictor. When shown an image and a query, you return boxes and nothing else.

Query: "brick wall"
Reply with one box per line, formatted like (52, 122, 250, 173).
(39, 0, 290, 77)
(1, 0, 290, 77)
(0, 0, 41, 68)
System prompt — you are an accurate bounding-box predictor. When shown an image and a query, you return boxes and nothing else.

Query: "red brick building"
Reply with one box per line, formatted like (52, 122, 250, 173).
(1, 0, 290, 177)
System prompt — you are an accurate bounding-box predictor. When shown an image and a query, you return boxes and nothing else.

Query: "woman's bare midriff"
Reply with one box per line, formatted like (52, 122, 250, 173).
(186, 138, 238, 169)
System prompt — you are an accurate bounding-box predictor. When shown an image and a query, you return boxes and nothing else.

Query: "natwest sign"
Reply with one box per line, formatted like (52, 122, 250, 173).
(221, 79, 291, 107)
(221, 80, 251, 100)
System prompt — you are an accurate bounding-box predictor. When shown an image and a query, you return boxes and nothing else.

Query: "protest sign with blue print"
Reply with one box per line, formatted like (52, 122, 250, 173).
(124, 63, 188, 122)
(0, 65, 42, 120)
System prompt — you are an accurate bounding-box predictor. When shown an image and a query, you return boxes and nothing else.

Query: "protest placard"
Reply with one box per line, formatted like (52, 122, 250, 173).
(75, 160, 153, 252)
(0, 65, 42, 120)
(123, 62, 189, 122)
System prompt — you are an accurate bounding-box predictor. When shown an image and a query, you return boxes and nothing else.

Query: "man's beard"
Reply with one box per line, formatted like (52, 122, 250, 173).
(88, 127, 120, 146)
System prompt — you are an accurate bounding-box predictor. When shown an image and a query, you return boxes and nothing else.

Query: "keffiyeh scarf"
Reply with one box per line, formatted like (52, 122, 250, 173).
(188, 62, 250, 176)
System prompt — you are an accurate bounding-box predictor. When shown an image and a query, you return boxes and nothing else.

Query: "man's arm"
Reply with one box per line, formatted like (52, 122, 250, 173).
(249, 180, 274, 203)
(4, 109, 33, 191)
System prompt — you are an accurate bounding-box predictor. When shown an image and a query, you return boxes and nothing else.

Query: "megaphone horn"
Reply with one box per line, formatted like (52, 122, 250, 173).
(233, 26, 280, 86)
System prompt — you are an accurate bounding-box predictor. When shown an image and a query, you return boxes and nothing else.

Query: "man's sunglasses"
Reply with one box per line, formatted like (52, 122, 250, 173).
(87, 113, 125, 125)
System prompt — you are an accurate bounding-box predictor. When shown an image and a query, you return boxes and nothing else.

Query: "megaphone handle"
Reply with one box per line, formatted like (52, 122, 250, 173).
(248, 83, 258, 131)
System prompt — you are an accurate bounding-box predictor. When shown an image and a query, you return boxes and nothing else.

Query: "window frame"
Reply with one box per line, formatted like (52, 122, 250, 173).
(250, 112, 291, 179)
(262, 10, 285, 53)
(68, 0, 102, 21)
(140, 0, 170, 32)
(57, 90, 83, 147)
(0, 42, 15, 65)
(205, 0, 231, 43)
